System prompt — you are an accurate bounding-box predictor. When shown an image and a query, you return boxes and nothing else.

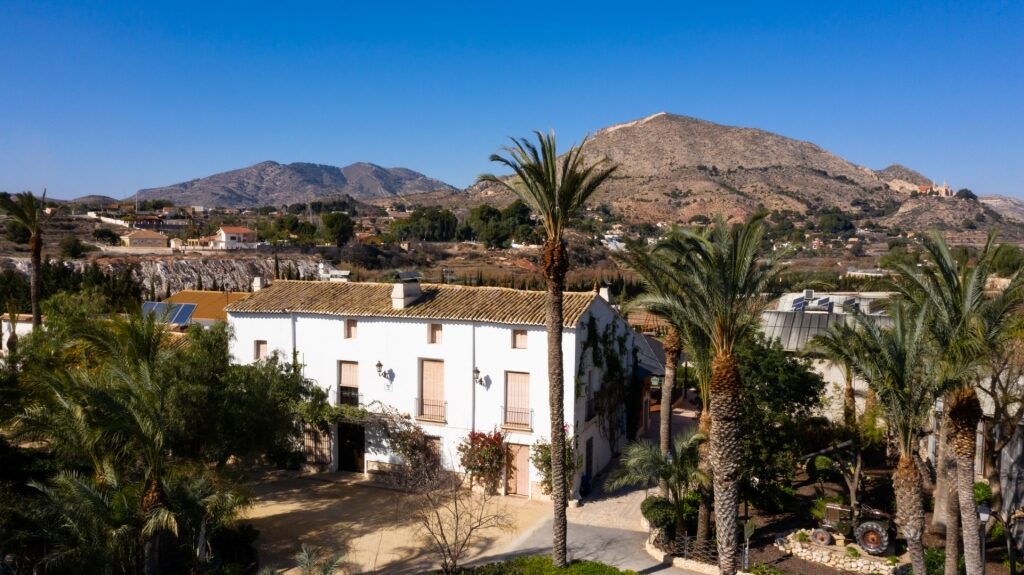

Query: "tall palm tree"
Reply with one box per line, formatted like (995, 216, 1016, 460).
(841, 303, 940, 575)
(892, 231, 1024, 575)
(480, 131, 616, 567)
(654, 216, 783, 575)
(615, 242, 688, 493)
(605, 431, 709, 541)
(616, 237, 716, 543)
(0, 190, 50, 328)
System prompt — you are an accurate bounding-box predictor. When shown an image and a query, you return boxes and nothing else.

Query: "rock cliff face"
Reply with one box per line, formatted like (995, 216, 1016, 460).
(1, 255, 323, 298)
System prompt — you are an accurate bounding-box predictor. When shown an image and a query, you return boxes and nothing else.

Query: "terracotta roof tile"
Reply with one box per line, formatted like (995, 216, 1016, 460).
(225, 280, 599, 326)
(164, 290, 252, 321)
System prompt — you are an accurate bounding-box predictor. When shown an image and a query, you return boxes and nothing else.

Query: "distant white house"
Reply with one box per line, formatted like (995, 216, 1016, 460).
(214, 226, 257, 249)
(226, 278, 641, 499)
(186, 226, 258, 250)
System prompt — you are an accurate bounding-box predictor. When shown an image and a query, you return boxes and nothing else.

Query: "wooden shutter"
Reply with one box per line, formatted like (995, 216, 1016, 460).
(254, 340, 267, 360)
(345, 319, 357, 339)
(339, 361, 359, 389)
(421, 360, 445, 402)
(429, 323, 442, 344)
(505, 372, 530, 410)
(512, 329, 528, 349)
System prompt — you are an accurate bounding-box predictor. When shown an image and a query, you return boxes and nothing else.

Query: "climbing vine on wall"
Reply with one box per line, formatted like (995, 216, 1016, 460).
(577, 316, 637, 454)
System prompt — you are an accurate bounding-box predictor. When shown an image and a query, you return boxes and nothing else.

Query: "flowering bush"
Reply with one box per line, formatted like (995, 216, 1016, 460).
(457, 429, 507, 493)
(530, 435, 581, 500)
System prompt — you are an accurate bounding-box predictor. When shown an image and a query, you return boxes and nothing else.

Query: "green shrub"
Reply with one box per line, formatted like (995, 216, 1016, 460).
(453, 555, 639, 574)
(749, 563, 789, 575)
(640, 495, 676, 533)
(810, 495, 843, 521)
(974, 481, 992, 505)
(845, 546, 860, 558)
(988, 521, 1005, 543)
(796, 531, 810, 543)
(749, 483, 797, 514)
(924, 547, 964, 575)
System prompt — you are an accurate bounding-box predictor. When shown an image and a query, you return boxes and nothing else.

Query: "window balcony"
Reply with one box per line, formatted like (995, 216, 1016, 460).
(416, 397, 447, 423)
(502, 405, 533, 432)
(337, 387, 361, 407)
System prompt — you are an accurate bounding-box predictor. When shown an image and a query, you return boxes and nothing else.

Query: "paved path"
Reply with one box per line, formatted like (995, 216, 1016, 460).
(476, 399, 706, 575)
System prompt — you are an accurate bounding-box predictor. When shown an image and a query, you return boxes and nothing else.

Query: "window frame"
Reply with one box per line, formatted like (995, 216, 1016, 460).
(428, 323, 443, 344)
(344, 318, 358, 339)
(511, 329, 528, 349)
(254, 340, 268, 360)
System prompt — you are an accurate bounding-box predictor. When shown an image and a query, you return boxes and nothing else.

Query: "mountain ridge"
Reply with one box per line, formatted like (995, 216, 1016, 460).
(133, 161, 458, 207)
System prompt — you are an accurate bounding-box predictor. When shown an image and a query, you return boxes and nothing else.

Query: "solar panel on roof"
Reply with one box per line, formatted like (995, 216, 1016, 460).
(141, 301, 196, 325)
(169, 303, 197, 325)
(141, 301, 171, 320)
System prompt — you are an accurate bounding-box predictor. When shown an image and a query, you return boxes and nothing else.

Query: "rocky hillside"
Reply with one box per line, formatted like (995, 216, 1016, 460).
(879, 196, 1019, 240)
(980, 195, 1024, 223)
(135, 161, 457, 208)
(453, 113, 932, 224)
(1, 254, 322, 296)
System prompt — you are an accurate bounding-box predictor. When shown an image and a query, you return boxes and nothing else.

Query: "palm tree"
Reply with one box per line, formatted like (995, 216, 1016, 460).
(892, 231, 1024, 575)
(480, 131, 616, 567)
(810, 319, 860, 428)
(652, 216, 783, 575)
(842, 302, 940, 575)
(615, 242, 688, 493)
(605, 431, 708, 543)
(0, 190, 50, 328)
(616, 237, 715, 543)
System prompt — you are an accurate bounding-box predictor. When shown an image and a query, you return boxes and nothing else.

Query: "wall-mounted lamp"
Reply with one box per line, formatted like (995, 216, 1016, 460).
(473, 366, 482, 386)
(376, 361, 385, 378)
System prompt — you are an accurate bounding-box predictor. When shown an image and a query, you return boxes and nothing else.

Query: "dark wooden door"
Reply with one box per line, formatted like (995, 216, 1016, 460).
(336, 422, 365, 472)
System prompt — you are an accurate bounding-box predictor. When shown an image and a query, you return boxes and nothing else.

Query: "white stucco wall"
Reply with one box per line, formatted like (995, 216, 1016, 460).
(228, 300, 635, 498)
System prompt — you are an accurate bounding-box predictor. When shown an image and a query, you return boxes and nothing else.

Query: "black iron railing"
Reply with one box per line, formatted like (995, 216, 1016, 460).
(417, 397, 446, 421)
(337, 387, 361, 407)
(502, 406, 533, 430)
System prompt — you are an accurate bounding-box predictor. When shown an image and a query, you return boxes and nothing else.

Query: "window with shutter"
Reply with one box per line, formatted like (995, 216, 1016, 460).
(428, 323, 443, 344)
(418, 359, 445, 421)
(503, 372, 531, 430)
(512, 329, 528, 349)
(345, 319, 357, 339)
(254, 340, 268, 360)
(337, 361, 359, 406)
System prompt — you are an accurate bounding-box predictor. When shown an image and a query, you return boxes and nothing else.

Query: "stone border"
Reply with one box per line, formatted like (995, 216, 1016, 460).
(774, 530, 903, 575)
(643, 536, 752, 575)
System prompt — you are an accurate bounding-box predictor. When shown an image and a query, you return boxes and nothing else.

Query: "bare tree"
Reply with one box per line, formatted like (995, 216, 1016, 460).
(405, 465, 512, 574)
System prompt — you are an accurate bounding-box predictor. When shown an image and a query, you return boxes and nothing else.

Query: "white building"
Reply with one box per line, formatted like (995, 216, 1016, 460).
(226, 279, 641, 499)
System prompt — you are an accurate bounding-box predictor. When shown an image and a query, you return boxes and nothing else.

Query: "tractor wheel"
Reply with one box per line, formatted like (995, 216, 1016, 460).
(854, 521, 889, 555)
(811, 528, 833, 546)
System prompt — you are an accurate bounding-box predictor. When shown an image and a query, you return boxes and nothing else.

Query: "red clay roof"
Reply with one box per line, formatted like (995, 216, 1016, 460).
(219, 226, 256, 234)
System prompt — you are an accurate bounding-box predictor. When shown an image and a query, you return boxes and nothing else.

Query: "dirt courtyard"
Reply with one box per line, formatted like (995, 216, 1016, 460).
(243, 472, 550, 574)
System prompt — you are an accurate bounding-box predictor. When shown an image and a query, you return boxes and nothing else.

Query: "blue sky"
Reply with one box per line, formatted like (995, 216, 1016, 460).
(2, 1, 1022, 199)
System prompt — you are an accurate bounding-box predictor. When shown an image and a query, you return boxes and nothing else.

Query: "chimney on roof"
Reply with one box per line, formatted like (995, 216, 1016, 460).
(391, 271, 422, 309)
(598, 283, 613, 304)
(252, 276, 266, 292)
